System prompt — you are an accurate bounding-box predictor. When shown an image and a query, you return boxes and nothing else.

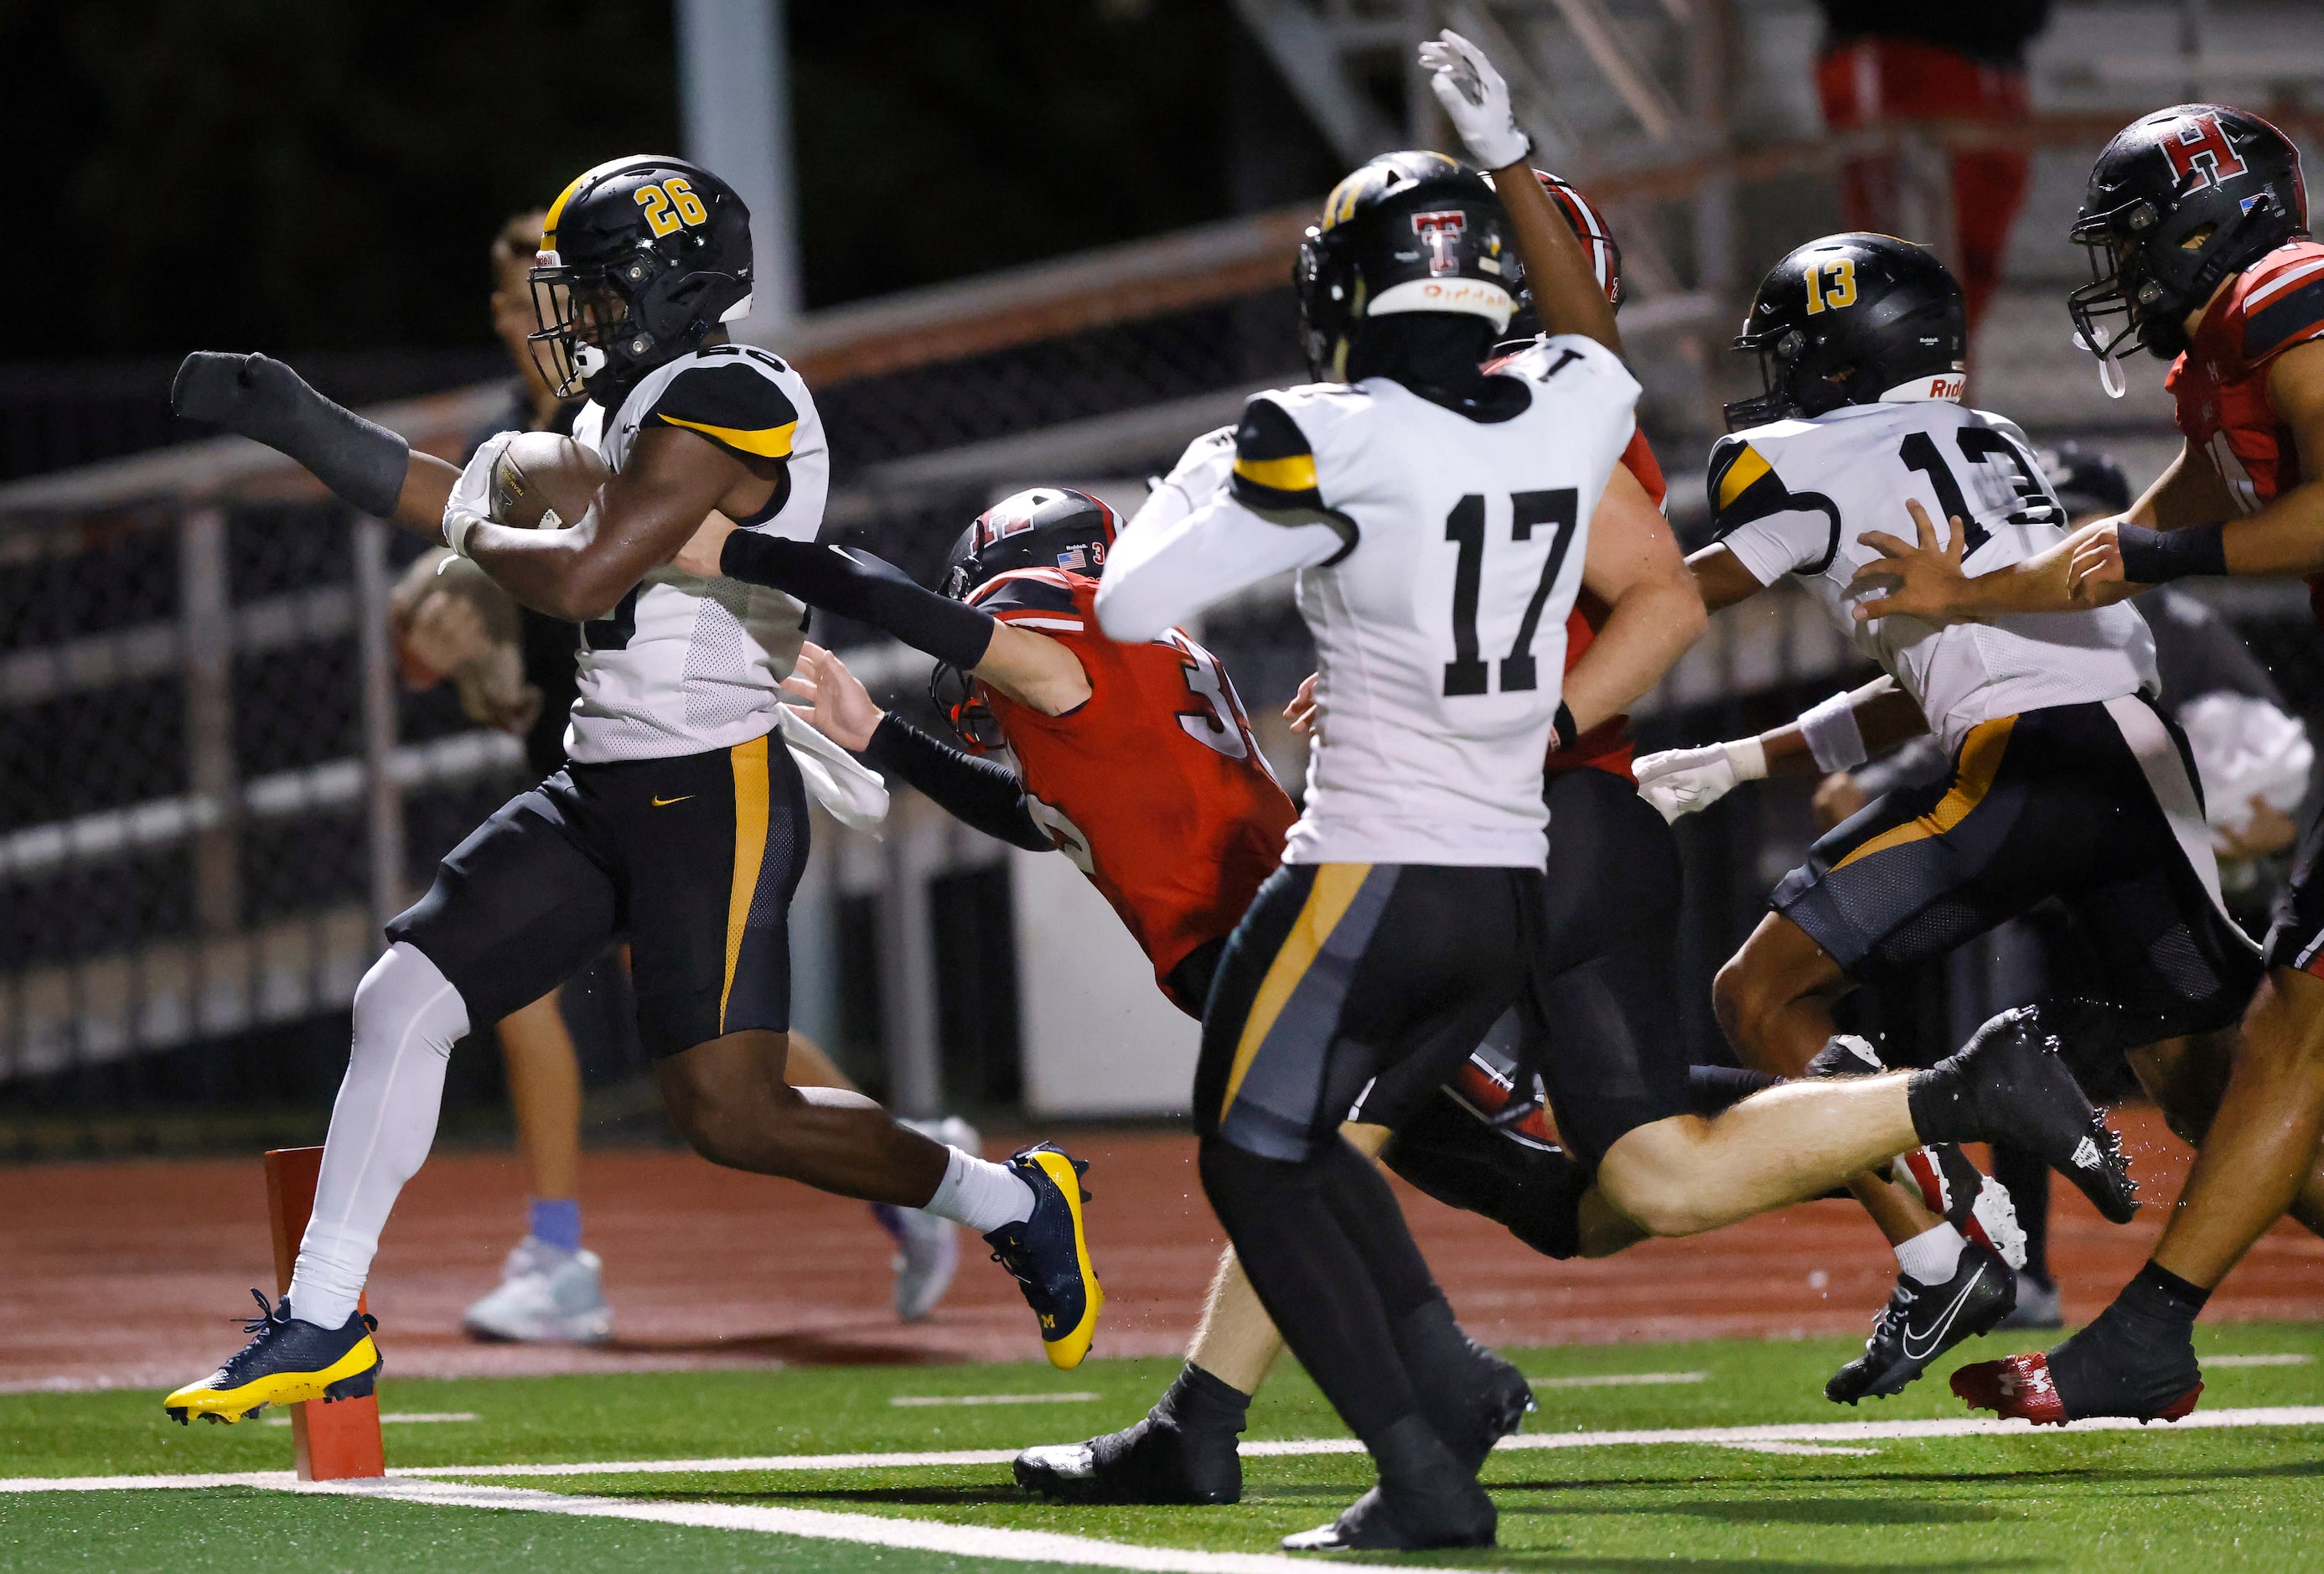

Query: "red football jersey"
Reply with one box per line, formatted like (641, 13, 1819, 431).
(2167, 240, 2324, 512)
(1545, 427, 1669, 782)
(972, 569, 1297, 1008)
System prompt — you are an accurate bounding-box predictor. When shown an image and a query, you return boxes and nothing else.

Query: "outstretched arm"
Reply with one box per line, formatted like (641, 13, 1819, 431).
(783, 642, 1050, 851)
(1095, 492, 1343, 644)
(1633, 676, 1928, 823)
(680, 514, 1092, 714)
(171, 351, 461, 539)
(1561, 464, 1705, 737)
(1419, 30, 1618, 355)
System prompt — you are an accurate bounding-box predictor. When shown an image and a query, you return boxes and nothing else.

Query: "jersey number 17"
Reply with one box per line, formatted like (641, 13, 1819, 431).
(1443, 489, 1581, 697)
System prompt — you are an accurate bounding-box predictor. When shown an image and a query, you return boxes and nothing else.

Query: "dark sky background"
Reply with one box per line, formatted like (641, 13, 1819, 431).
(4, 0, 1327, 362)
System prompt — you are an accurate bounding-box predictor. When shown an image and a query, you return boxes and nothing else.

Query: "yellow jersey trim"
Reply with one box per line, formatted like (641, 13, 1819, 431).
(1716, 444, 1773, 512)
(1232, 453, 1319, 494)
(1834, 716, 2016, 871)
(659, 414, 798, 460)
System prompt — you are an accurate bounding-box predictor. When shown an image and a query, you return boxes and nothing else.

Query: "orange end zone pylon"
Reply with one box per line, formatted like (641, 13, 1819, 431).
(263, 1147, 386, 1481)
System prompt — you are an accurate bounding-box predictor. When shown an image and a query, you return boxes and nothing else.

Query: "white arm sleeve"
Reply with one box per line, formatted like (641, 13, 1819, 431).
(1126, 426, 1237, 540)
(1095, 489, 1345, 644)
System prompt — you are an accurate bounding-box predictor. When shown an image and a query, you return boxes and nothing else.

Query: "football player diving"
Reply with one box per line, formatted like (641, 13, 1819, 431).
(1079, 49, 2135, 1551)
(1840, 104, 2324, 1425)
(158, 155, 1101, 1425)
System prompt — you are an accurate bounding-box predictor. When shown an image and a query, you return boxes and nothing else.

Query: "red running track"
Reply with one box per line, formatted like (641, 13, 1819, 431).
(6, 1109, 2319, 1392)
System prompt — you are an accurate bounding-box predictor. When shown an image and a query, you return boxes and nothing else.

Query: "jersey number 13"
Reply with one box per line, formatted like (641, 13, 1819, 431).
(1443, 489, 1581, 697)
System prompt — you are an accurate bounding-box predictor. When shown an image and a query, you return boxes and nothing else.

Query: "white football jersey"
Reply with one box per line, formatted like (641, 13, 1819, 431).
(562, 344, 825, 764)
(1711, 399, 2157, 750)
(1249, 337, 1638, 868)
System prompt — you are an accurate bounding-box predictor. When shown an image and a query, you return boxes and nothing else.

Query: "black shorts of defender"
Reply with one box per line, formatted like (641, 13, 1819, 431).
(1196, 863, 1551, 1159)
(388, 732, 810, 1056)
(2260, 812, 2324, 980)
(1776, 696, 2261, 1058)
(1360, 768, 1690, 1168)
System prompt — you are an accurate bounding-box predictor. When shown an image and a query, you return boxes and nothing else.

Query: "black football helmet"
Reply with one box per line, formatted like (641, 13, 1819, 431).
(1295, 151, 1517, 381)
(1724, 234, 1967, 431)
(931, 488, 1121, 748)
(529, 156, 754, 401)
(2069, 105, 2308, 363)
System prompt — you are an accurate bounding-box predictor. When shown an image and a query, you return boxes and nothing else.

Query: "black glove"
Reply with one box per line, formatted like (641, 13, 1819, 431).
(173, 351, 411, 519)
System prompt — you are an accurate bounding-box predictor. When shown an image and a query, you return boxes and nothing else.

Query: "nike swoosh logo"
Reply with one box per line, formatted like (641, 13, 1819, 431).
(1900, 1264, 1987, 1364)
(651, 795, 695, 807)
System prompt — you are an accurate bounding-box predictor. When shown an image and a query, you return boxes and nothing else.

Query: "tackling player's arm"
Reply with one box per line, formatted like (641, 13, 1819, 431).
(783, 642, 1051, 851)
(676, 514, 1092, 715)
(1558, 463, 1704, 736)
(1417, 29, 1619, 355)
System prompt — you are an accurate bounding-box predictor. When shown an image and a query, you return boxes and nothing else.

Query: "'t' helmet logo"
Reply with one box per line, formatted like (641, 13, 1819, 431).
(1410, 210, 1467, 276)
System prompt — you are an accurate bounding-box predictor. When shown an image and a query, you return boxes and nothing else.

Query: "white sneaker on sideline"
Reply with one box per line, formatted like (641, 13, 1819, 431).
(872, 1116, 980, 1322)
(462, 1237, 613, 1344)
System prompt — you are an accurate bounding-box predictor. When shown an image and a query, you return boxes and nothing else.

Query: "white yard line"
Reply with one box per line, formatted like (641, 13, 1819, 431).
(1530, 1371, 1707, 1390)
(263, 1411, 480, 1427)
(287, 1477, 1466, 1574)
(10, 1405, 2324, 1494)
(2207, 1354, 2313, 1367)
(892, 1393, 1103, 1407)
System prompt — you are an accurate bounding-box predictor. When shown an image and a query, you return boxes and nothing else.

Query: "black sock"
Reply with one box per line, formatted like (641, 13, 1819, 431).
(1155, 1363, 1250, 1437)
(1986, 1141, 2052, 1283)
(1905, 1066, 1975, 1145)
(2118, 1259, 2210, 1328)
(1316, 1134, 1440, 1318)
(1198, 1136, 1418, 1448)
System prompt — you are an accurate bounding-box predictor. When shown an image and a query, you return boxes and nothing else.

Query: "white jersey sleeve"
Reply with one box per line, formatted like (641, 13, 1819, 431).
(1705, 422, 1843, 586)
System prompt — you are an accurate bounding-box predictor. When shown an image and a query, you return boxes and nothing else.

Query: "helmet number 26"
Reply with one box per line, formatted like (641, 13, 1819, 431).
(1804, 257, 1857, 315)
(634, 177, 711, 238)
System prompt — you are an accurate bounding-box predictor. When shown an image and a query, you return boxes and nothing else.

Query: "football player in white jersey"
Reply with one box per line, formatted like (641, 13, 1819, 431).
(1636, 233, 2264, 1406)
(1095, 156, 2135, 1552)
(160, 156, 1100, 1425)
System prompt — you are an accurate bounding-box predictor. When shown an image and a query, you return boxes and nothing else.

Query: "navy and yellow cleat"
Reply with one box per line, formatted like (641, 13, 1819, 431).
(163, 1290, 381, 1426)
(984, 1143, 1104, 1370)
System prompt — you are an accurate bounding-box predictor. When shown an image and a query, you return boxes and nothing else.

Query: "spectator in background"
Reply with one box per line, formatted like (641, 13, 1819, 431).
(1812, 444, 2311, 1328)
(1812, 1, 2052, 334)
(390, 213, 967, 1341)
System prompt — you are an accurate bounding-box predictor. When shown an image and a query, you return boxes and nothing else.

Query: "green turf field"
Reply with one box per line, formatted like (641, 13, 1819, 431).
(7, 1322, 2323, 1571)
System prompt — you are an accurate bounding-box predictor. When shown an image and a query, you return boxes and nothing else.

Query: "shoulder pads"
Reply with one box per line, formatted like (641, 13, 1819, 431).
(646, 358, 802, 461)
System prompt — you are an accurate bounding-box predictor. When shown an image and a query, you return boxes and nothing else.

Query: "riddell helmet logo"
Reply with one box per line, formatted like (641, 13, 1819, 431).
(1929, 375, 1965, 400)
(1411, 210, 1467, 275)
(2161, 111, 2248, 192)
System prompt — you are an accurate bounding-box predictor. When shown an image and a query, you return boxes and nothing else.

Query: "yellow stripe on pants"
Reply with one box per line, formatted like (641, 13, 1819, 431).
(1834, 715, 2016, 871)
(722, 735, 771, 1033)
(1219, 864, 1372, 1120)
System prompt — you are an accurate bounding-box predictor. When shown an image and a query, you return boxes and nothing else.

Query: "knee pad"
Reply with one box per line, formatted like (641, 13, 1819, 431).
(352, 941, 472, 1062)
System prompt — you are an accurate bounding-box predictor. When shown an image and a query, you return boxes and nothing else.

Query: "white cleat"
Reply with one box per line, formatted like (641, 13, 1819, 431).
(461, 1237, 613, 1344)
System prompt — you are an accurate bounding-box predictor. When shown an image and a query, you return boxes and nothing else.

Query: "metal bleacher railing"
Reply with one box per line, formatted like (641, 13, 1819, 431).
(8, 106, 2323, 1150)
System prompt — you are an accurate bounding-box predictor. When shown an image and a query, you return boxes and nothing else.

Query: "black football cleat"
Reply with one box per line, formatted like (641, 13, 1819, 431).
(1910, 1007, 2139, 1225)
(1826, 1242, 2016, 1405)
(1280, 1418, 1496, 1552)
(1954, 1288, 2203, 1425)
(164, 1291, 380, 1425)
(984, 1144, 1103, 1369)
(1016, 1364, 1245, 1504)
(1393, 1298, 1534, 1471)
(1015, 1414, 1242, 1505)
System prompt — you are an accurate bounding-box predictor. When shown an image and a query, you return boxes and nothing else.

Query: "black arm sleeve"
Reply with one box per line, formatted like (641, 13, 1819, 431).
(171, 352, 411, 518)
(860, 714, 1051, 852)
(719, 534, 996, 671)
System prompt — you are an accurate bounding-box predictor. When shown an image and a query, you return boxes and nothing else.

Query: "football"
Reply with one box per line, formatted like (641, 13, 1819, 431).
(488, 431, 608, 530)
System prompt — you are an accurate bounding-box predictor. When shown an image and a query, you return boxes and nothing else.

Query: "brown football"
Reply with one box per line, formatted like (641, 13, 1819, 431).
(489, 431, 609, 530)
